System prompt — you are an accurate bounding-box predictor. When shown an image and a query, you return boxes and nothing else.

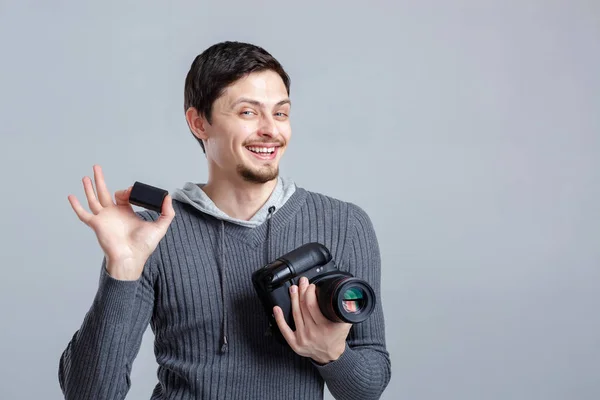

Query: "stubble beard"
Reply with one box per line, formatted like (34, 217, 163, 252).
(237, 163, 279, 184)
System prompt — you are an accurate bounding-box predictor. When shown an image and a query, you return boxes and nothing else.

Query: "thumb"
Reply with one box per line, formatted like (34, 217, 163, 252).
(156, 194, 175, 230)
(115, 186, 132, 206)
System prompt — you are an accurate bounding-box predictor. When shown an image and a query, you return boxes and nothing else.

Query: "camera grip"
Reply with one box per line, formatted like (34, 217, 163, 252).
(271, 283, 296, 329)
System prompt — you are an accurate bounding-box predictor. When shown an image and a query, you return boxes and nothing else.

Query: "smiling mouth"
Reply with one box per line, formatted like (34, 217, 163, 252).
(245, 145, 281, 160)
(246, 146, 276, 155)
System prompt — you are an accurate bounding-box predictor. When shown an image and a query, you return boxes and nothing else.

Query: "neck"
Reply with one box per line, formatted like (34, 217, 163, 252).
(201, 170, 278, 221)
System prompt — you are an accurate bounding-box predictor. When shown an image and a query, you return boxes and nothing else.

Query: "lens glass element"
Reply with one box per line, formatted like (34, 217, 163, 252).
(342, 287, 365, 313)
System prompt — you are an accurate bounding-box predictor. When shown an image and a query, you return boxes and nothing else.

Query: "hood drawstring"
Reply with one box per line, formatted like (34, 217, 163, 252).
(263, 206, 276, 338)
(219, 220, 228, 354)
(219, 206, 276, 354)
(266, 206, 276, 263)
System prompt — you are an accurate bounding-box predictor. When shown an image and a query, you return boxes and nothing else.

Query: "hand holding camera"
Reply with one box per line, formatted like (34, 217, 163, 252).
(274, 276, 353, 364)
(252, 242, 376, 364)
(68, 165, 175, 281)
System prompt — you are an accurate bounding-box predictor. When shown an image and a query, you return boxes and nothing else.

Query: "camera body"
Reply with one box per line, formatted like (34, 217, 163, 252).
(252, 242, 376, 344)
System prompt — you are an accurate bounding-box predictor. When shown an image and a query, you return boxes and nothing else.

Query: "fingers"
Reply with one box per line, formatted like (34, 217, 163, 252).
(93, 165, 113, 207)
(114, 186, 132, 206)
(290, 283, 305, 331)
(82, 176, 102, 214)
(273, 306, 297, 347)
(156, 194, 176, 227)
(299, 277, 317, 326)
(68, 194, 93, 225)
(304, 282, 328, 325)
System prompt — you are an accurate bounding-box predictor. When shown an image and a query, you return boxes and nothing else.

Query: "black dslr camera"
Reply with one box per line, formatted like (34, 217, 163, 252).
(252, 242, 376, 343)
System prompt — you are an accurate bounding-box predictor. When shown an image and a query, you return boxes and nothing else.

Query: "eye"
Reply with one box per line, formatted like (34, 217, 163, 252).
(241, 110, 256, 116)
(275, 112, 288, 118)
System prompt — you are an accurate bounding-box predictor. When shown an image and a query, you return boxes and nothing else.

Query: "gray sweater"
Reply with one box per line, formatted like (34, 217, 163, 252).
(58, 186, 391, 399)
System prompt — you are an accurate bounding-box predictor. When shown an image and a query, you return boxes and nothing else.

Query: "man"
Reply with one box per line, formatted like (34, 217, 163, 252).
(59, 41, 391, 400)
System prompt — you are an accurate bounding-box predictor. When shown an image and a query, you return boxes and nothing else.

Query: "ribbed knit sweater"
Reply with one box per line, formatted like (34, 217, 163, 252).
(58, 187, 391, 399)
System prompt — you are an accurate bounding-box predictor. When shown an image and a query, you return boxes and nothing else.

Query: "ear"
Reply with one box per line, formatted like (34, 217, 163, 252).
(185, 107, 209, 141)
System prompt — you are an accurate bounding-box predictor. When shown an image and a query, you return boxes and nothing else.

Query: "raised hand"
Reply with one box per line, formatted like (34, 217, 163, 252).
(68, 165, 175, 280)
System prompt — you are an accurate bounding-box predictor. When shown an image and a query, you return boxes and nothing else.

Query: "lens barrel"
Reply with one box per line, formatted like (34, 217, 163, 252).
(316, 276, 376, 323)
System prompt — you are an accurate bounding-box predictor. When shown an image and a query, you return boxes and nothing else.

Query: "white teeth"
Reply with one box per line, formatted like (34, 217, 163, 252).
(247, 146, 275, 153)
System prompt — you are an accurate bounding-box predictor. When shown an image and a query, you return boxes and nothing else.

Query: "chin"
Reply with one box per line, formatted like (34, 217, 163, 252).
(237, 164, 279, 184)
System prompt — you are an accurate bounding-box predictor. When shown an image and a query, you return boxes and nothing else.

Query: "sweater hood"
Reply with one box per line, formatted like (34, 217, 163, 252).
(171, 175, 296, 227)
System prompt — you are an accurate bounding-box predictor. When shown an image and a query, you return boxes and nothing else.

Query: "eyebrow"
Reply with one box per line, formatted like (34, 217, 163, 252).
(231, 97, 291, 109)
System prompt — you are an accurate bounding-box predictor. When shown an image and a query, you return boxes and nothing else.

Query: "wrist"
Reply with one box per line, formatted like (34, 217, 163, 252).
(105, 257, 144, 281)
(312, 342, 346, 365)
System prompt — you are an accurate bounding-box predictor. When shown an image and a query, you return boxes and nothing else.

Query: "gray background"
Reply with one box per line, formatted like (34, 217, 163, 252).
(0, 1, 598, 399)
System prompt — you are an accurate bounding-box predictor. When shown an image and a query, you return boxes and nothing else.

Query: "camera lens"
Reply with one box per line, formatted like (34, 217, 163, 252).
(342, 287, 366, 313)
(316, 276, 376, 324)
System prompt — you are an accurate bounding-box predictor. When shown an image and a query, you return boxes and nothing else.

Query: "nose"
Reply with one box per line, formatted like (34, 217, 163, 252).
(257, 114, 279, 138)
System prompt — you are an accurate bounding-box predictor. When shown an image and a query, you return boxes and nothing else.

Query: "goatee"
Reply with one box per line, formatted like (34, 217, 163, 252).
(237, 164, 279, 184)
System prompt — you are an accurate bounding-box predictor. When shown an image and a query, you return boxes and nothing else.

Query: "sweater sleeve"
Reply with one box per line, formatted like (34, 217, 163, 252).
(58, 212, 158, 400)
(313, 203, 392, 400)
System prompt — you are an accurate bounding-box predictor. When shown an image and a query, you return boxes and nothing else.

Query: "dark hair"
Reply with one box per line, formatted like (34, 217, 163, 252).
(184, 41, 291, 153)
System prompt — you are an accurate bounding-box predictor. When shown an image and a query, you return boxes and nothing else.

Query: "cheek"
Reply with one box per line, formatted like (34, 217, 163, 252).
(280, 123, 292, 143)
(208, 132, 231, 161)
(216, 122, 249, 146)
(227, 124, 257, 160)
(240, 123, 257, 140)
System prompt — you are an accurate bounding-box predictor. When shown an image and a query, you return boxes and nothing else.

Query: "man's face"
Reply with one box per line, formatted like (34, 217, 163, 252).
(198, 70, 291, 184)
